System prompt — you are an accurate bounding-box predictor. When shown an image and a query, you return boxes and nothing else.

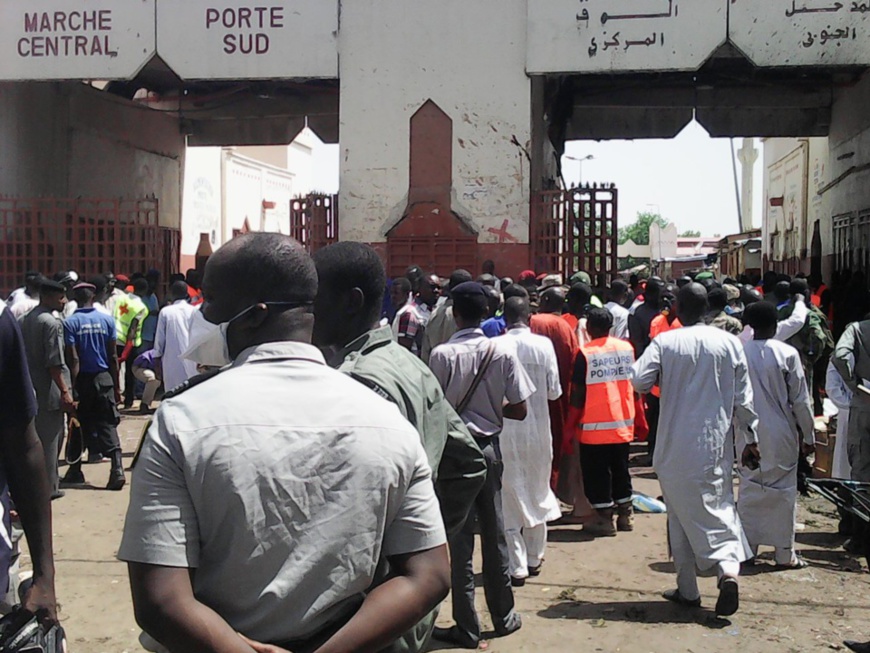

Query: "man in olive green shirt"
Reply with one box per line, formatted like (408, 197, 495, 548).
(313, 242, 487, 653)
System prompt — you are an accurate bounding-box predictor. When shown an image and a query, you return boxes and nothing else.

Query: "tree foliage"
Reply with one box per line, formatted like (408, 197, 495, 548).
(618, 212, 669, 246)
(679, 229, 701, 238)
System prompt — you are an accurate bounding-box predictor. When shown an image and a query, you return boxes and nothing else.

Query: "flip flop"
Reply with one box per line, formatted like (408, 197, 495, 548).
(774, 556, 809, 570)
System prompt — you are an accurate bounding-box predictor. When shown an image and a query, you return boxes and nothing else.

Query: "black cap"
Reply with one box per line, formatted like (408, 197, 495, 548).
(451, 281, 486, 298)
(38, 277, 66, 293)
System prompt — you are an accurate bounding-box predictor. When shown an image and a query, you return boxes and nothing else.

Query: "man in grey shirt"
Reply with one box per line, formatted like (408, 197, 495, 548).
(833, 317, 870, 482)
(119, 233, 450, 653)
(19, 277, 74, 498)
(429, 282, 534, 649)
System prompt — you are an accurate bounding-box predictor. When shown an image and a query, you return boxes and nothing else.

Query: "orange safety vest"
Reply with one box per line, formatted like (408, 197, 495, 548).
(649, 314, 682, 398)
(578, 337, 636, 445)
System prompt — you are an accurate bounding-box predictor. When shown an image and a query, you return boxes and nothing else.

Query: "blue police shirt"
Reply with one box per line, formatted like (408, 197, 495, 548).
(64, 308, 116, 374)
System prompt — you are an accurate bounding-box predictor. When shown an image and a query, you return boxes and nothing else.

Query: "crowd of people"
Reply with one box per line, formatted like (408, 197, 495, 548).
(2, 237, 870, 652)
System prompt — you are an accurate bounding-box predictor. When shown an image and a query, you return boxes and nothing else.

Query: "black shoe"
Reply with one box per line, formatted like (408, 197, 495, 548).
(432, 626, 478, 649)
(510, 576, 526, 587)
(845, 641, 870, 653)
(50, 491, 66, 501)
(844, 537, 863, 554)
(494, 613, 522, 638)
(86, 453, 108, 464)
(662, 589, 701, 608)
(106, 450, 126, 491)
(528, 562, 543, 577)
(715, 577, 739, 617)
(61, 468, 85, 485)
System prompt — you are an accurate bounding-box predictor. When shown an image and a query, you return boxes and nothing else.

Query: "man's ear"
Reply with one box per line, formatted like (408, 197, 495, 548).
(347, 288, 365, 315)
(243, 303, 270, 328)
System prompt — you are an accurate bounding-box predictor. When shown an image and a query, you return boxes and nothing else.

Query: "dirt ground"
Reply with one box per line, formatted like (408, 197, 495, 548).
(18, 414, 870, 653)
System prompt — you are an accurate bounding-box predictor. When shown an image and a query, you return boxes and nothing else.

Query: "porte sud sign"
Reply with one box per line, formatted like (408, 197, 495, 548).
(205, 6, 286, 55)
(17, 11, 116, 58)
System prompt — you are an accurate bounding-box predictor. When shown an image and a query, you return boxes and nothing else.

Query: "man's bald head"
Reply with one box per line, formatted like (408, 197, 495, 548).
(504, 296, 531, 327)
(204, 233, 317, 319)
(676, 282, 709, 325)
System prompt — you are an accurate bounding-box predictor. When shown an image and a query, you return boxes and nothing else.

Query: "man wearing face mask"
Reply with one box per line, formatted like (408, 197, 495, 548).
(119, 233, 450, 653)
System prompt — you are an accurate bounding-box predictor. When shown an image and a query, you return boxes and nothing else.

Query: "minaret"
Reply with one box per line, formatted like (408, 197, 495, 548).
(737, 138, 759, 232)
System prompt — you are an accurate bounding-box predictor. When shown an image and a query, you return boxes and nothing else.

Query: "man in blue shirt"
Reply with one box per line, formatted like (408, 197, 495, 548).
(63, 282, 125, 490)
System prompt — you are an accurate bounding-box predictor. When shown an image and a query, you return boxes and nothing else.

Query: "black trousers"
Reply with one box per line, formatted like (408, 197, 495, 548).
(646, 394, 660, 460)
(449, 436, 517, 643)
(117, 344, 140, 406)
(75, 372, 121, 456)
(579, 442, 633, 509)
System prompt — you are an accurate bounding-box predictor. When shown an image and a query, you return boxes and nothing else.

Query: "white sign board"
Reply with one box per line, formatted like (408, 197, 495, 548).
(0, 0, 156, 81)
(156, 0, 338, 80)
(731, 0, 870, 67)
(527, 0, 727, 74)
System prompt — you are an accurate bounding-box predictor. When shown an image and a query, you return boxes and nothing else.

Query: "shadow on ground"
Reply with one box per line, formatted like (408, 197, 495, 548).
(537, 599, 732, 629)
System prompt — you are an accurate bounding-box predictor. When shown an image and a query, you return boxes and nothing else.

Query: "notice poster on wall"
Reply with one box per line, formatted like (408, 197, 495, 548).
(730, 0, 870, 66)
(0, 0, 156, 80)
(156, 0, 337, 80)
(527, 0, 726, 74)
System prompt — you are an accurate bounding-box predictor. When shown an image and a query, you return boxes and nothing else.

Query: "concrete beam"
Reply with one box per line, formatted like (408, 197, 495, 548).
(565, 107, 693, 140)
(696, 107, 831, 137)
(186, 117, 306, 146)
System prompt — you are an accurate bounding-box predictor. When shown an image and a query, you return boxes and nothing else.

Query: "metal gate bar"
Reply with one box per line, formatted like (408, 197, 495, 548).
(290, 193, 340, 254)
(531, 185, 619, 281)
(0, 197, 178, 295)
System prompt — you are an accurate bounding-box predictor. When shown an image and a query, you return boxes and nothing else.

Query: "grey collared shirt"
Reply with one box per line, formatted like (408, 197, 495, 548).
(118, 341, 446, 643)
(429, 328, 535, 438)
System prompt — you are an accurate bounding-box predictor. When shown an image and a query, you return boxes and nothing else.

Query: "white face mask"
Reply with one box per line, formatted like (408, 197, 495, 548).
(183, 309, 234, 368)
(182, 301, 312, 368)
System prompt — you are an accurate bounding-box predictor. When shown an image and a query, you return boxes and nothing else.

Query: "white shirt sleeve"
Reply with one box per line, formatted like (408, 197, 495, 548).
(775, 297, 807, 342)
(117, 409, 201, 568)
(382, 443, 447, 557)
(630, 338, 661, 394)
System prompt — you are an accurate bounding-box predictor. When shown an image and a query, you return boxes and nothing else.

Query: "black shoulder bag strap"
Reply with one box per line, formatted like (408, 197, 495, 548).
(455, 341, 496, 416)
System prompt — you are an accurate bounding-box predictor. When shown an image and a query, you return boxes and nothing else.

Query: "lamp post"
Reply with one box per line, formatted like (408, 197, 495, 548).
(564, 154, 594, 187)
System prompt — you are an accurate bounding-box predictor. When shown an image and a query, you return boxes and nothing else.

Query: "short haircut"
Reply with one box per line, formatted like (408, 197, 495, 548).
(211, 232, 317, 303)
(790, 278, 810, 297)
(586, 307, 614, 336)
(133, 278, 149, 295)
(453, 292, 488, 323)
(313, 242, 386, 320)
(707, 288, 728, 311)
(773, 280, 792, 301)
(567, 282, 592, 304)
(448, 269, 473, 290)
(169, 280, 189, 300)
(503, 284, 530, 301)
(392, 277, 412, 294)
(610, 279, 629, 300)
(87, 275, 108, 294)
(503, 296, 530, 324)
(744, 301, 778, 333)
(478, 273, 497, 287)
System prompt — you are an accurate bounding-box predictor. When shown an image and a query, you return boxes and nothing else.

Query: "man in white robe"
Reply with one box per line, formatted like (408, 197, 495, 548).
(630, 283, 758, 617)
(738, 302, 815, 569)
(153, 281, 198, 392)
(498, 298, 563, 585)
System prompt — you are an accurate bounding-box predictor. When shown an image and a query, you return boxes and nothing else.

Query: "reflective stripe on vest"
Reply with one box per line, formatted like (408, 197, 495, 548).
(583, 418, 634, 432)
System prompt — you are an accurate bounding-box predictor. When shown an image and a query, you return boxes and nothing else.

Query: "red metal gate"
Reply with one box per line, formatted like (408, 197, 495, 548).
(0, 197, 179, 295)
(290, 194, 339, 254)
(531, 185, 619, 281)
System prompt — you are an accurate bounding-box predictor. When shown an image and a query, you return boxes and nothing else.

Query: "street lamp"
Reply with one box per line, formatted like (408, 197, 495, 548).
(564, 154, 595, 187)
